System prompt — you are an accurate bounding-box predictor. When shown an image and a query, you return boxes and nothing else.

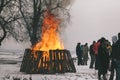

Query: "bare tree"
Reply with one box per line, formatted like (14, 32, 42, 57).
(0, 0, 74, 46)
(17, 0, 74, 46)
(0, 0, 16, 45)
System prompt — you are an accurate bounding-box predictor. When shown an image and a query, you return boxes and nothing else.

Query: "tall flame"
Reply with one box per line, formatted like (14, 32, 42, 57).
(32, 11, 64, 51)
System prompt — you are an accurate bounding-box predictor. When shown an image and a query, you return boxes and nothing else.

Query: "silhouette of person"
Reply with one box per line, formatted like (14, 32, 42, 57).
(76, 42, 83, 65)
(109, 35, 117, 80)
(89, 41, 96, 68)
(111, 32, 120, 80)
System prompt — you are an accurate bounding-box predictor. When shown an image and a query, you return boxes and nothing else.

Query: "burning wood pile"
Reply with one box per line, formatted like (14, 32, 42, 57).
(20, 49, 76, 74)
(20, 11, 76, 74)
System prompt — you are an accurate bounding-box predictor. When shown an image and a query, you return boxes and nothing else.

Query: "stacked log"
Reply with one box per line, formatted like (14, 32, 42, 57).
(20, 49, 76, 74)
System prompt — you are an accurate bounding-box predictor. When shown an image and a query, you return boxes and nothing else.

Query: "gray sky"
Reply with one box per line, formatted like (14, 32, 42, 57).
(64, 0, 120, 51)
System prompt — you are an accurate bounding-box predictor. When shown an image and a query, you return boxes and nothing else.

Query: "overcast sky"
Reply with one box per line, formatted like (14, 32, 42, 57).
(64, 0, 120, 51)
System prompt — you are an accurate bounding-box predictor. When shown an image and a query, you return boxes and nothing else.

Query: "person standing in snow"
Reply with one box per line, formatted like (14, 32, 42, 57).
(111, 33, 120, 80)
(76, 42, 83, 65)
(89, 41, 96, 69)
(93, 39, 101, 70)
(97, 37, 109, 80)
(109, 35, 117, 80)
(83, 43, 89, 65)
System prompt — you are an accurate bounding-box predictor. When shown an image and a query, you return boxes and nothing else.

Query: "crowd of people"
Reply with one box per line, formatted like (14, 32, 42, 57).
(76, 32, 120, 80)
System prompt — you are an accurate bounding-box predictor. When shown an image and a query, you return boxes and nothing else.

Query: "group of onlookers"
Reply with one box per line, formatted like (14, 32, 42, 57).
(76, 42, 89, 65)
(76, 32, 120, 80)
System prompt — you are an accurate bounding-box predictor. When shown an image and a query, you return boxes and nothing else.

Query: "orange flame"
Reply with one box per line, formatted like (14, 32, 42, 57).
(32, 11, 64, 51)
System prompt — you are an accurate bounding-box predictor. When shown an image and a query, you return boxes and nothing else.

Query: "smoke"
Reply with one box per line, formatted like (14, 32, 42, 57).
(61, 0, 75, 8)
(43, 0, 75, 46)
(51, 0, 75, 25)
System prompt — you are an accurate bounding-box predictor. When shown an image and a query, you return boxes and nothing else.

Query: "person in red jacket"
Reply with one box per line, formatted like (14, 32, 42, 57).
(93, 39, 101, 70)
(93, 40, 101, 55)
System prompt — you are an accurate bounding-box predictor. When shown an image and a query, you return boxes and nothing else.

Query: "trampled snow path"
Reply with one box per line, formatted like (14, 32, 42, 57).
(0, 50, 111, 80)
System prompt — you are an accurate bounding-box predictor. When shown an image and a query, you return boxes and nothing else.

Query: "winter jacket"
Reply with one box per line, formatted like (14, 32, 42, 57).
(98, 43, 109, 74)
(76, 44, 82, 57)
(90, 44, 95, 55)
(93, 42, 101, 55)
(112, 40, 120, 60)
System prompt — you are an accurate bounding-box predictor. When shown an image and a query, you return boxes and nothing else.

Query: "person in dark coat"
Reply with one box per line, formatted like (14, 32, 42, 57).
(76, 42, 83, 65)
(111, 33, 120, 80)
(98, 38, 109, 80)
(109, 36, 117, 80)
(89, 41, 96, 69)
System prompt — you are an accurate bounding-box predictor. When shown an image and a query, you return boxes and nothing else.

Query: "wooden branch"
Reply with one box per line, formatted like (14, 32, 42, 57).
(0, 0, 4, 13)
(3, 0, 14, 7)
(0, 22, 7, 46)
(18, 0, 31, 37)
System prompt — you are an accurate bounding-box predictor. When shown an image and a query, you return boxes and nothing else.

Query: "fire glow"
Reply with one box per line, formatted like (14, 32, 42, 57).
(20, 11, 76, 74)
(32, 11, 64, 51)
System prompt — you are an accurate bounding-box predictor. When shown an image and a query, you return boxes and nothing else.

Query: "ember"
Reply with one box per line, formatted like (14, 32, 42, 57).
(20, 11, 76, 74)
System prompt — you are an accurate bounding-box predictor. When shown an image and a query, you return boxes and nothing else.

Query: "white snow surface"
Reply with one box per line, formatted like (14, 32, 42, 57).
(0, 48, 111, 80)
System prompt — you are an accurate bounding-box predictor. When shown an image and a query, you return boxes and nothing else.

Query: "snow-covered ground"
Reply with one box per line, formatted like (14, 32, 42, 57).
(0, 48, 111, 80)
